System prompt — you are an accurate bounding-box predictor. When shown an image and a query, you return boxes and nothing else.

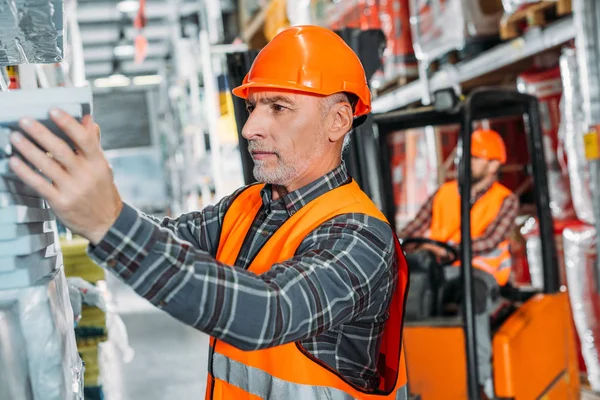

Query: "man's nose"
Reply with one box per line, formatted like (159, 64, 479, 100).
(241, 112, 265, 141)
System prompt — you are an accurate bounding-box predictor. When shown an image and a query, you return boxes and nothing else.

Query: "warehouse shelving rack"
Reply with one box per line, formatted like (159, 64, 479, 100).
(372, 16, 575, 113)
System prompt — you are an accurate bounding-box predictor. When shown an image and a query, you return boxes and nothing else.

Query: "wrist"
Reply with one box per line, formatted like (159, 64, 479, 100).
(87, 199, 124, 246)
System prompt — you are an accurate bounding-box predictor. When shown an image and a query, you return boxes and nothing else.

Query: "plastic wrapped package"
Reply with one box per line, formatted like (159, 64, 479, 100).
(0, 268, 84, 400)
(388, 126, 439, 232)
(563, 225, 600, 390)
(409, 0, 504, 64)
(517, 66, 576, 220)
(520, 217, 587, 289)
(378, 0, 418, 83)
(95, 279, 134, 400)
(0, 0, 64, 65)
(559, 46, 595, 224)
(501, 0, 540, 14)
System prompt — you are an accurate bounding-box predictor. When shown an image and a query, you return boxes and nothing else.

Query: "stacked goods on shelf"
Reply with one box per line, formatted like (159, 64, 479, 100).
(409, 0, 504, 68)
(377, 0, 418, 87)
(517, 64, 576, 220)
(563, 225, 600, 391)
(0, 0, 65, 65)
(61, 237, 107, 400)
(387, 127, 439, 233)
(559, 46, 594, 224)
(500, 0, 573, 40)
(519, 217, 587, 288)
(0, 141, 83, 399)
(515, 47, 600, 380)
(325, 0, 417, 90)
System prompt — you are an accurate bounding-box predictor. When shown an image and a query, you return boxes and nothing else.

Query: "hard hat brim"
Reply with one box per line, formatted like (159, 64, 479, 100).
(232, 80, 371, 117)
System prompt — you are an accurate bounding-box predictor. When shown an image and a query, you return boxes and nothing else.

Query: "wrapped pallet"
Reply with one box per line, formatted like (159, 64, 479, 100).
(378, 0, 418, 82)
(501, 0, 540, 13)
(0, 87, 93, 400)
(0, 269, 84, 400)
(0, 160, 84, 400)
(0, 0, 64, 65)
(563, 225, 600, 390)
(409, 0, 504, 64)
(559, 46, 595, 224)
(517, 66, 576, 220)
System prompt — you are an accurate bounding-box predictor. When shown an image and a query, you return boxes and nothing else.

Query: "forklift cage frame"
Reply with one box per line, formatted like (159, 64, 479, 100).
(373, 88, 561, 400)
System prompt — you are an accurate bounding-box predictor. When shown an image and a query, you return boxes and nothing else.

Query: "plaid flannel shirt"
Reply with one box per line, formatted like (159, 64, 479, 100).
(88, 164, 398, 389)
(398, 181, 519, 255)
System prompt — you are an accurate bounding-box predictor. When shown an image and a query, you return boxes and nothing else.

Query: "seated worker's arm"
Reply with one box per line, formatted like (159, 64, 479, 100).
(397, 192, 436, 239)
(87, 207, 397, 350)
(471, 194, 519, 256)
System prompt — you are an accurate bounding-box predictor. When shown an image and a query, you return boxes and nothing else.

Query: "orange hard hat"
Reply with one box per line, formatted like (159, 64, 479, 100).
(471, 128, 507, 164)
(232, 25, 371, 117)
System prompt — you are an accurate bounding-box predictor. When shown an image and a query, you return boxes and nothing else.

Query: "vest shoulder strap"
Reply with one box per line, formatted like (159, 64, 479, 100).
(217, 180, 389, 266)
(216, 183, 264, 261)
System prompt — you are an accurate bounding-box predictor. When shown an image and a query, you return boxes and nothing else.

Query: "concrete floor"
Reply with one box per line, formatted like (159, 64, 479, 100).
(102, 274, 209, 400)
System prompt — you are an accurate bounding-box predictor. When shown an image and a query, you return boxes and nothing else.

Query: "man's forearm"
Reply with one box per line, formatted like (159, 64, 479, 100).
(87, 205, 377, 351)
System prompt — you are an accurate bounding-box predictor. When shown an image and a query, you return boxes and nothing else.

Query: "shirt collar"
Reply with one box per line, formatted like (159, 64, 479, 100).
(260, 164, 351, 216)
(472, 180, 494, 203)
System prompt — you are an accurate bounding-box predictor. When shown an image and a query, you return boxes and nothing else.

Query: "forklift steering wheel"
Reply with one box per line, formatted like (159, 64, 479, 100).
(400, 237, 460, 266)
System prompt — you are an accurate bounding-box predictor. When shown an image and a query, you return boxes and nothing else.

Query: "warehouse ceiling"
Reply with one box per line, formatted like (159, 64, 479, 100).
(77, 0, 236, 80)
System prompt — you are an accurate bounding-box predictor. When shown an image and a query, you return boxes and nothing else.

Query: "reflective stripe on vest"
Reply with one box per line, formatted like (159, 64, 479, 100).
(208, 180, 409, 400)
(212, 352, 409, 400)
(470, 240, 512, 285)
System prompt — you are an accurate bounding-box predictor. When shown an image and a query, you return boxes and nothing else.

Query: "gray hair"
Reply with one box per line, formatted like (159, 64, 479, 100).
(320, 92, 357, 155)
(342, 131, 352, 154)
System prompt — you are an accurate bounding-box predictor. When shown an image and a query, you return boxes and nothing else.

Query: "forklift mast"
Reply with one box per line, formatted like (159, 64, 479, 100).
(374, 88, 561, 400)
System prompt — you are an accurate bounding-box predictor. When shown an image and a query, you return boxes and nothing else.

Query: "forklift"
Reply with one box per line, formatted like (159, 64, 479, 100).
(373, 88, 581, 399)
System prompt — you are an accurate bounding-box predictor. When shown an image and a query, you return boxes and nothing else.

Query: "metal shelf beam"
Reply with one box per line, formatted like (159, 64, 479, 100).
(372, 16, 575, 114)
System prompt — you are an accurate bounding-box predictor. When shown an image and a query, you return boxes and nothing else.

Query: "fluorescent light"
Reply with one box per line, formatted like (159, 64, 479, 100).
(133, 75, 163, 86)
(116, 0, 139, 13)
(93, 74, 131, 88)
(114, 44, 135, 57)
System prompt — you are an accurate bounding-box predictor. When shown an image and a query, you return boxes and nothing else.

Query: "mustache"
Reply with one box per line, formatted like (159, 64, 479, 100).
(247, 142, 280, 157)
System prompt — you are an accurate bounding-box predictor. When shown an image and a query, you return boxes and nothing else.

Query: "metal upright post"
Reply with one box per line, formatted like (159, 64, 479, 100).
(573, 0, 600, 288)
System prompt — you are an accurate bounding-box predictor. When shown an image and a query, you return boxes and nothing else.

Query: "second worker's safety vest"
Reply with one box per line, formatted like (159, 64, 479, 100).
(429, 180, 513, 286)
(205, 180, 409, 400)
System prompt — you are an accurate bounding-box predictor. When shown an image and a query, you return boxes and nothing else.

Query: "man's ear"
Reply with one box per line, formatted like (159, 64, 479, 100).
(328, 102, 353, 142)
(489, 160, 502, 175)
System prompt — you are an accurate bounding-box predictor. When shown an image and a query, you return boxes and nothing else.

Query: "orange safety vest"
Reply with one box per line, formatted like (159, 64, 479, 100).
(206, 180, 409, 400)
(429, 180, 513, 286)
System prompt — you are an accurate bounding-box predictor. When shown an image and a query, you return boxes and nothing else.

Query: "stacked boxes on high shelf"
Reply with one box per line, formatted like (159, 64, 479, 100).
(325, 0, 418, 93)
(61, 236, 107, 400)
(0, 109, 84, 399)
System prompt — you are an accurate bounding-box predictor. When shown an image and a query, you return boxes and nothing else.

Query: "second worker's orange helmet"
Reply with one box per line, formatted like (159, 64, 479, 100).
(232, 25, 371, 117)
(471, 128, 507, 164)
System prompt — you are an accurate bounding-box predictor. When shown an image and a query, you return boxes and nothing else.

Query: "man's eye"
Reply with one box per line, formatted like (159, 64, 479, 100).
(271, 104, 286, 112)
(246, 105, 255, 113)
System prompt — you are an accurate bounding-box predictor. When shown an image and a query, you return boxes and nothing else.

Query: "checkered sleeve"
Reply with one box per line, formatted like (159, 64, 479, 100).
(471, 194, 519, 256)
(396, 192, 436, 239)
(86, 208, 397, 351)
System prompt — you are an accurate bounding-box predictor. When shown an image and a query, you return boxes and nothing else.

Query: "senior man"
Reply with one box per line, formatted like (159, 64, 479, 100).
(9, 26, 409, 400)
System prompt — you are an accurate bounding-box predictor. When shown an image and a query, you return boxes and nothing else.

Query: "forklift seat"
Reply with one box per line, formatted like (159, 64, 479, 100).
(404, 251, 446, 321)
(404, 252, 504, 322)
